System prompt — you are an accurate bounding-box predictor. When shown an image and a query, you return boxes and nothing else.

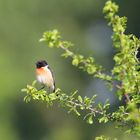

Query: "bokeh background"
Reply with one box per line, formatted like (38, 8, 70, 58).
(0, 0, 140, 140)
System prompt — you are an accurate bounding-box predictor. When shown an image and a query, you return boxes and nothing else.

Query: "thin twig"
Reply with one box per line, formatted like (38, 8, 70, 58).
(124, 93, 131, 102)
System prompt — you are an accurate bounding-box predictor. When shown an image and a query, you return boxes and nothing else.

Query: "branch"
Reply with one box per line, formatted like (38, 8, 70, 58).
(40, 30, 113, 83)
(21, 81, 129, 125)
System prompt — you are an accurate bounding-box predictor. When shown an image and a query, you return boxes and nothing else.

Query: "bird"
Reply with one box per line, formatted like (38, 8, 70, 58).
(36, 60, 55, 93)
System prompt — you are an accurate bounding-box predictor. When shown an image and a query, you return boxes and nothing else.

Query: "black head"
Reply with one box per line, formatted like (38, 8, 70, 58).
(36, 60, 48, 68)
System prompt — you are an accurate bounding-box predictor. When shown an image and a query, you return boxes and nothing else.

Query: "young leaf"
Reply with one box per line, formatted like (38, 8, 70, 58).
(87, 115, 93, 124)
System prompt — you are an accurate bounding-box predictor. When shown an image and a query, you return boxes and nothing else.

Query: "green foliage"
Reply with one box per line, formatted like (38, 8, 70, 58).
(95, 135, 117, 140)
(22, 0, 140, 139)
(22, 81, 111, 125)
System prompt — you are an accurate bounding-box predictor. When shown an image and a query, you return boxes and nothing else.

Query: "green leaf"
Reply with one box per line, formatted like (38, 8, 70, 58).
(80, 106, 85, 110)
(24, 96, 31, 103)
(73, 107, 81, 116)
(99, 116, 108, 123)
(72, 58, 79, 66)
(87, 115, 93, 124)
(32, 80, 37, 86)
(86, 65, 96, 74)
(49, 93, 58, 100)
(21, 88, 27, 92)
(78, 95, 83, 103)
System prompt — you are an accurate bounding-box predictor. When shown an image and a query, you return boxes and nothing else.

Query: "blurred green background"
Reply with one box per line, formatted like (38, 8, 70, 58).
(0, 0, 140, 139)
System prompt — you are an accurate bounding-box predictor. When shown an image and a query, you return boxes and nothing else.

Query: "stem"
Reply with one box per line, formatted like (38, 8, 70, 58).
(124, 93, 131, 102)
(67, 99, 129, 121)
(60, 44, 112, 82)
(121, 81, 131, 103)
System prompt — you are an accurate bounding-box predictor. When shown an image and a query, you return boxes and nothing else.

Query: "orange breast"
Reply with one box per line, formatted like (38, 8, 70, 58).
(36, 68, 47, 75)
(36, 67, 54, 88)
